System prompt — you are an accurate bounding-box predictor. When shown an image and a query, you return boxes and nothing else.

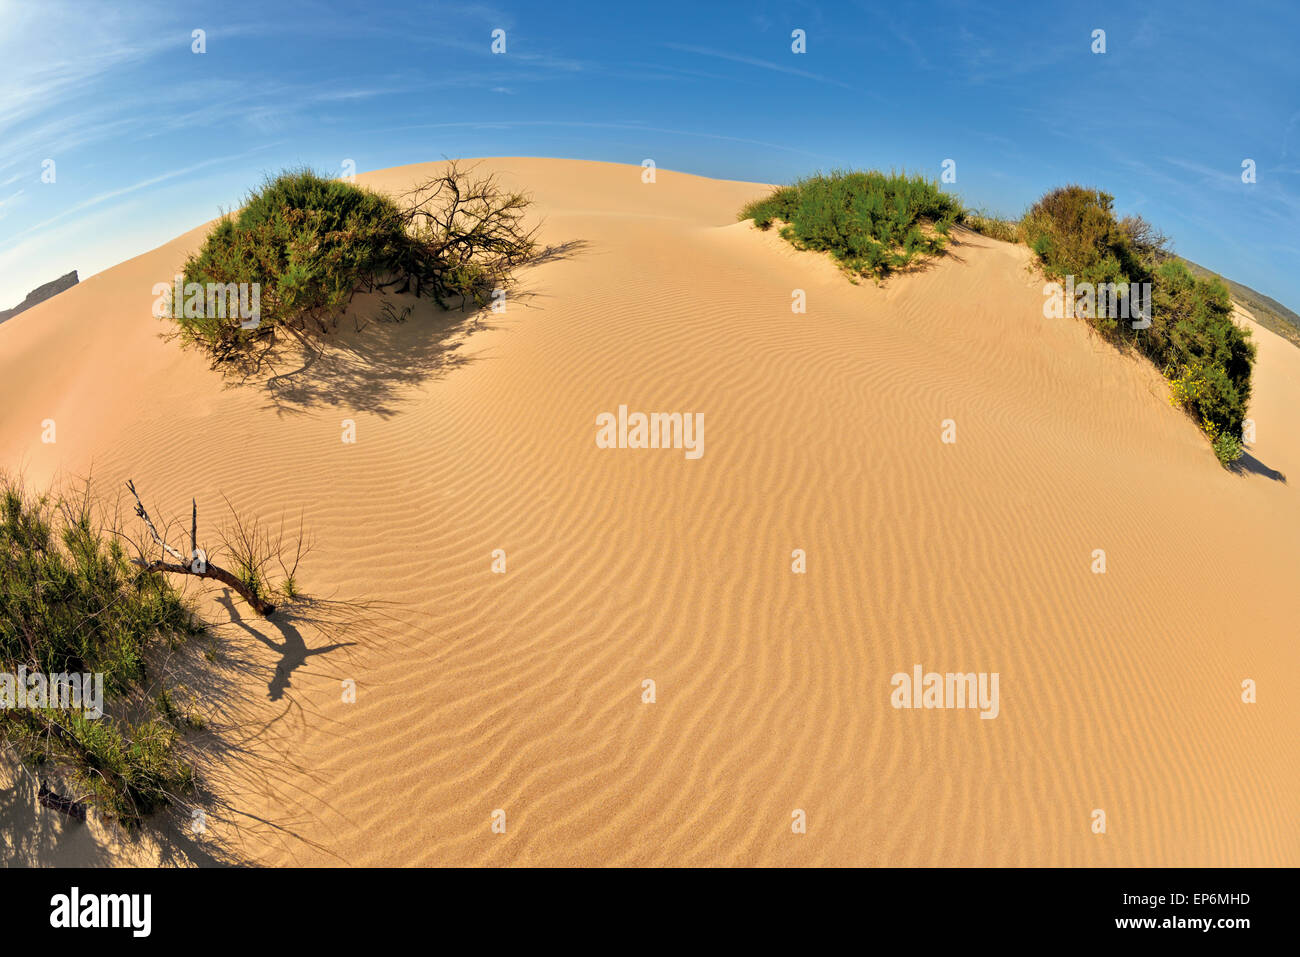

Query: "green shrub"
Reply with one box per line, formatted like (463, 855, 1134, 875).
(739, 170, 964, 280)
(0, 475, 203, 826)
(1211, 429, 1245, 465)
(1, 481, 201, 686)
(964, 212, 1019, 244)
(1020, 186, 1254, 462)
(1020, 186, 1149, 289)
(171, 164, 536, 361)
(1152, 260, 1254, 440)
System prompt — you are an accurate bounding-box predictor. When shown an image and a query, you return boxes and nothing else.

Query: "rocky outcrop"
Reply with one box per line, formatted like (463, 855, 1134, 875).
(0, 270, 79, 324)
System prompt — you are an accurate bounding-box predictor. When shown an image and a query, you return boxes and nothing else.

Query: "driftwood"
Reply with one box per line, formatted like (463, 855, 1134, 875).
(125, 479, 276, 616)
(4, 740, 89, 822)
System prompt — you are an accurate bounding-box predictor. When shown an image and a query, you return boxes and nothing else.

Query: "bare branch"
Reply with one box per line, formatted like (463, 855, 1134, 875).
(124, 480, 280, 617)
(125, 479, 187, 564)
(134, 558, 276, 617)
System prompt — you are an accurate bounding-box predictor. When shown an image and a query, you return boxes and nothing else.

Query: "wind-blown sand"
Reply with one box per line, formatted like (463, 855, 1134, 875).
(1, 158, 1296, 866)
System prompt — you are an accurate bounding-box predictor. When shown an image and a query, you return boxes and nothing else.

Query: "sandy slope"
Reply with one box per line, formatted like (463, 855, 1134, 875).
(1, 158, 1296, 866)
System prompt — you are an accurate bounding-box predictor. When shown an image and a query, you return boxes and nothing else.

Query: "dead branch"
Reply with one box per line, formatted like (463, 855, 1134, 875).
(126, 479, 187, 564)
(137, 558, 276, 617)
(124, 480, 277, 617)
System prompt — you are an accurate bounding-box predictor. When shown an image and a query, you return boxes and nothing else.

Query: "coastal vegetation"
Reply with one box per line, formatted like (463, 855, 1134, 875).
(170, 162, 538, 364)
(0, 475, 202, 826)
(743, 173, 1255, 465)
(1020, 186, 1253, 464)
(1, 473, 312, 827)
(739, 170, 962, 280)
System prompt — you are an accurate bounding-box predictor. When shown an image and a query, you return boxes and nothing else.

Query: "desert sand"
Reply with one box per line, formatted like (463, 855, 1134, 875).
(0, 158, 1296, 866)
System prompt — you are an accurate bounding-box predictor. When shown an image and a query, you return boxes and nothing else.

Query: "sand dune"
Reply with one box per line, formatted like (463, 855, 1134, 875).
(1, 158, 1296, 866)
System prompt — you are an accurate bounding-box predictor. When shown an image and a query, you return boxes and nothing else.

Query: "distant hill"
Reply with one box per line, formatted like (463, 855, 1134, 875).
(1181, 259, 1300, 350)
(0, 270, 79, 324)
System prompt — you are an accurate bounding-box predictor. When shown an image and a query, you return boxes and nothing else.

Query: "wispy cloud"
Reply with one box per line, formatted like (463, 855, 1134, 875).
(664, 43, 861, 93)
(0, 186, 25, 221)
(0, 146, 279, 249)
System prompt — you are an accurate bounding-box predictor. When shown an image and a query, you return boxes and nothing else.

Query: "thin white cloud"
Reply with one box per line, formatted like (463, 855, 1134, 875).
(0, 146, 278, 249)
(664, 43, 861, 93)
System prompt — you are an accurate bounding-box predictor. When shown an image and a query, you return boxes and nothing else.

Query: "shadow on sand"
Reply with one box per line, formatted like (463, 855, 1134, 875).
(1230, 450, 1287, 483)
(1, 581, 411, 867)
(221, 240, 590, 417)
(214, 593, 356, 701)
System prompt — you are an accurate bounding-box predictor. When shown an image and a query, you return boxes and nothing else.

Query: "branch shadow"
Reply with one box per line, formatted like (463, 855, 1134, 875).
(214, 593, 356, 702)
(147, 585, 407, 866)
(1, 473, 440, 866)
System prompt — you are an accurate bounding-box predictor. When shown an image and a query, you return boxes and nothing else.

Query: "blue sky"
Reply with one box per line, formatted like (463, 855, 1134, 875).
(2, 0, 1298, 311)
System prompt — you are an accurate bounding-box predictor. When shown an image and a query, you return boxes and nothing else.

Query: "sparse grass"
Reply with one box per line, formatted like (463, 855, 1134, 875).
(739, 170, 964, 280)
(216, 495, 311, 608)
(0, 474, 203, 826)
(156, 685, 205, 731)
(963, 211, 1019, 244)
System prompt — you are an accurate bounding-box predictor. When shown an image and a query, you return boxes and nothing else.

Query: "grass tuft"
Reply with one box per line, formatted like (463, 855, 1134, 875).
(963, 211, 1019, 244)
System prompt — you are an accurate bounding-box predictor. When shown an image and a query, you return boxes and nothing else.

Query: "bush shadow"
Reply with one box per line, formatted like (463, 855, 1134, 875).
(1229, 450, 1287, 483)
(232, 240, 589, 418)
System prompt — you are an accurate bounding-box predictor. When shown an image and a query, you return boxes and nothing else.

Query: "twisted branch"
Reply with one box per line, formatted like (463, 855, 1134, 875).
(124, 480, 277, 617)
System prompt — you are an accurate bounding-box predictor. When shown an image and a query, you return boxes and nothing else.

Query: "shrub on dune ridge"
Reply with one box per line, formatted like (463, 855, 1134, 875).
(1019, 186, 1149, 294)
(1154, 259, 1255, 446)
(1019, 186, 1254, 465)
(171, 162, 537, 363)
(739, 170, 964, 280)
(745, 173, 1257, 466)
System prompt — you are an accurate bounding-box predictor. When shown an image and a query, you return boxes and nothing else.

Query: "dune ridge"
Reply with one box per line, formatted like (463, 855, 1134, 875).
(1, 158, 1295, 866)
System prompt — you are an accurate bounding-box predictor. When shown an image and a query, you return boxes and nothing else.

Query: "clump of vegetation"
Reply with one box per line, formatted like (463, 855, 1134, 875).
(739, 170, 964, 280)
(1020, 186, 1254, 465)
(963, 211, 1019, 244)
(745, 172, 1258, 465)
(1182, 257, 1300, 352)
(1019, 187, 1151, 296)
(1154, 260, 1255, 462)
(0, 475, 203, 826)
(170, 162, 538, 362)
